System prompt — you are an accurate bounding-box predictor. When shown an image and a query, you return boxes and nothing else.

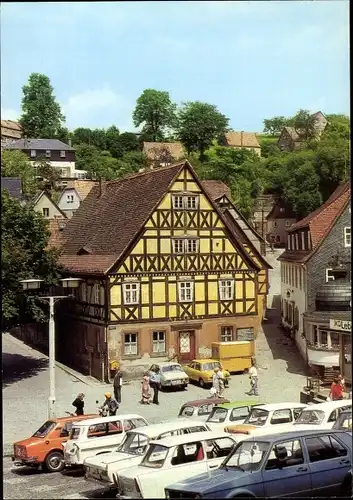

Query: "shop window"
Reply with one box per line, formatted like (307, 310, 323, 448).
(320, 331, 328, 346)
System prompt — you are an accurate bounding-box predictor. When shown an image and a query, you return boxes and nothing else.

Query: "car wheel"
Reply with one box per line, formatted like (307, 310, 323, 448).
(44, 451, 64, 473)
(199, 378, 205, 388)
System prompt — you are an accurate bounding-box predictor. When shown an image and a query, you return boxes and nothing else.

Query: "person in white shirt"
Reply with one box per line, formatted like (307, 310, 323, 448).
(247, 358, 259, 396)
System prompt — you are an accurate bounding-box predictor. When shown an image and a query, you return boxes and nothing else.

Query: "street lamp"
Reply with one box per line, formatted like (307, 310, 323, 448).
(20, 277, 82, 419)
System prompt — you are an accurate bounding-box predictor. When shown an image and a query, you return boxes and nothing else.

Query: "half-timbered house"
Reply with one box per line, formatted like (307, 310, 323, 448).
(56, 161, 270, 380)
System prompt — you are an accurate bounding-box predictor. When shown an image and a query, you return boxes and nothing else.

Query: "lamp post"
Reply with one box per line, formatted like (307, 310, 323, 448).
(20, 277, 82, 419)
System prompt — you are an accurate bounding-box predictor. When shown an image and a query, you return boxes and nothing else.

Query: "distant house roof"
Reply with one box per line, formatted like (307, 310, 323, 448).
(201, 180, 231, 201)
(58, 160, 260, 275)
(32, 190, 68, 218)
(1, 120, 22, 139)
(143, 142, 185, 161)
(60, 180, 98, 201)
(1, 177, 23, 199)
(266, 199, 297, 220)
(223, 131, 260, 149)
(278, 181, 350, 263)
(4, 138, 74, 151)
(281, 126, 302, 142)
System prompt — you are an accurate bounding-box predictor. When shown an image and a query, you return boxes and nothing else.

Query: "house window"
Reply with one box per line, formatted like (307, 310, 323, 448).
(60, 150, 66, 158)
(123, 282, 140, 305)
(172, 195, 199, 210)
(66, 194, 74, 203)
(285, 220, 292, 228)
(186, 196, 198, 210)
(30, 149, 36, 157)
(219, 279, 234, 301)
(301, 231, 305, 250)
(94, 284, 100, 304)
(220, 326, 233, 342)
(152, 331, 166, 353)
(42, 208, 49, 217)
(124, 333, 138, 356)
(320, 330, 328, 346)
(279, 207, 285, 213)
(173, 195, 184, 210)
(178, 282, 193, 302)
(344, 227, 351, 247)
(173, 239, 184, 254)
(45, 150, 51, 158)
(325, 268, 335, 282)
(186, 239, 198, 253)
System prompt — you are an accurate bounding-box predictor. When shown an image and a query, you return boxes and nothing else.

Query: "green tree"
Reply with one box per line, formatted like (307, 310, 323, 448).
(263, 116, 290, 135)
(291, 109, 319, 140)
(105, 125, 120, 157)
(177, 101, 229, 160)
(1, 150, 38, 197)
(72, 127, 93, 145)
(133, 89, 176, 141)
(19, 73, 65, 138)
(1, 191, 61, 325)
(75, 144, 121, 180)
(56, 126, 71, 144)
(34, 159, 61, 194)
(115, 132, 140, 157)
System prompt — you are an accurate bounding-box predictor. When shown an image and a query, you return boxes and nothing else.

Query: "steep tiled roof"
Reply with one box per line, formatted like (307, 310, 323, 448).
(143, 142, 185, 161)
(1, 120, 22, 139)
(278, 181, 350, 263)
(61, 180, 98, 201)
(282, 126, 302, 141)
(224, 131, 260, 149)
(266, 199, 297, 220)
(59, 254, 117, 274)
(201, 180, 231, 201)
(4, 138, 74, 151)
(47, 219, 68, 250)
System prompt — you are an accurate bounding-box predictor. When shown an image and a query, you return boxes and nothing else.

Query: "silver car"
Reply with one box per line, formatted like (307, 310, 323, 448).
(149, 362, 189, 390)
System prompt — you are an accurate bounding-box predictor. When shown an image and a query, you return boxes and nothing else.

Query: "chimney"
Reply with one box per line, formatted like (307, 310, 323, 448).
(68, 138, 72, 147)
(240, 131, 244, 147)
(99, 177, 106, 197)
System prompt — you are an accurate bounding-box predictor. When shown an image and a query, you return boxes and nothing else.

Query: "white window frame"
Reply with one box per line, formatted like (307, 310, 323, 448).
(172, 195, 184, 210)
(94, 284, 100, 304)
(301, 231, 305, 250)
(218, 279, 234, 301)
(172, 239, 185, 254)
(152, 331, 166, 353)
(123, 282, 140, 305)
(178, 281, 194, 302)
(45, 150, 51, 158)
(186, 195, 198, 210)
(42, 207, 49, 217)
(30, 149, 36, 158)
(66, 194, 74, 203)
(344, 227, 351, 248)
(124, 332, 138, 356)
(186, 238, 198, 253)
(220, 326, 233, 342)
(60, 150, 66, 158)
(325, 268, 335, 282)
(172, 194, 199, 210)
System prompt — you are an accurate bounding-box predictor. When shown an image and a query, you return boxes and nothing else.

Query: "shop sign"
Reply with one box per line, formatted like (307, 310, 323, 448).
(329, 319, 351, 332)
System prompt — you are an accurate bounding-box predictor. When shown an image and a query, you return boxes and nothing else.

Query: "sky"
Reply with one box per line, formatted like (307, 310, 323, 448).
(1, 1, 349, 133)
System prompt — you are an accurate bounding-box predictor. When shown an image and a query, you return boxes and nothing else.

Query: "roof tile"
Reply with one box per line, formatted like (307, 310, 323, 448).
(201, 180, 231, 201)
(4, 138, 74, 151)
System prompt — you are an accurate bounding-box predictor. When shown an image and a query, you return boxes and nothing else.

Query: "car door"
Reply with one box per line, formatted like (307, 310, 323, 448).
(185, 362, 195, 381)
(304, 433, 351, 496)
(168, 441, 208, 483)
(262, 438, 312, 497)
(205, 437, 236, 470)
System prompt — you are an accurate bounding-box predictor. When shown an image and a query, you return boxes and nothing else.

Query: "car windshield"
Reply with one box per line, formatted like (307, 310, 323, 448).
(222, 440, 270, 472)
(207, 407, 228, 423)
(140, 443, 169, 469)
(116, 432, 149, 455)
(69, 426, 82, 440)
(161, 365, 183, 372)
(32, 420, 56, 438)
(295, 409, 325, 425)
(180, 406, 195, 417)
(244, 408, 269, 426)
(202, 362, 220, 371)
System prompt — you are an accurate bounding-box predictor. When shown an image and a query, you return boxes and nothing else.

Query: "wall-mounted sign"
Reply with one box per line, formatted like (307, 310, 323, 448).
(237, 327, 254, 341)
(329, 319, 351, 332)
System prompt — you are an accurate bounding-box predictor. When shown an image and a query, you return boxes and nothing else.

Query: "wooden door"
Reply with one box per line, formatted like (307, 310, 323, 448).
(178, 331, 196, 362)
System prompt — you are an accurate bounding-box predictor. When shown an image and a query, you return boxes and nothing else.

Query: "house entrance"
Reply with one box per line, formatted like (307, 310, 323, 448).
(178, 331, 196, 362)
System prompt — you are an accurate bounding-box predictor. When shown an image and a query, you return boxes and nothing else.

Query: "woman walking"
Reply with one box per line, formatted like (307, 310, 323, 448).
(329, 376, 344, 401)
(141, 372, 151, 404)
(72, 393, 85, 416)
(247, 358, 259, 396)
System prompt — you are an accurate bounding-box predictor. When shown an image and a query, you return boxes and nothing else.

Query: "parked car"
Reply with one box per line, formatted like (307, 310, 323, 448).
(225, 403, 308, 440)
(83, 419, 211, 489)
(178, 398, 229, 420)
(116, 431, 237, 498)
(182, 359, 230, 388)
(12, 413, 98, 473)
(165, 429, 352, 498)
(333, 410, 352, 431)
(149, 362, 189, 390)
(282, 400, 352, 432)
(206, 401, 263, 432)
(63, 414, 148, 467)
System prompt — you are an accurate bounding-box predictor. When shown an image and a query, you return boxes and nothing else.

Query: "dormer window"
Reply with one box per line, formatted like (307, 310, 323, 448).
(45, 150, 51, 158)
(60, 150, 66, 158)
(30, 149, 36, 158)
(172, 194, 199, 210)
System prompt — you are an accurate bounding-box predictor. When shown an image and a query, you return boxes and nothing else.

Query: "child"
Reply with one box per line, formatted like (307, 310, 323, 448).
(141, 373, 151, 404)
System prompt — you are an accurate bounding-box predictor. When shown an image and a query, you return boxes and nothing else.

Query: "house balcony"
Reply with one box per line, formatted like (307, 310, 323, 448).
(306, 340, 340, 367)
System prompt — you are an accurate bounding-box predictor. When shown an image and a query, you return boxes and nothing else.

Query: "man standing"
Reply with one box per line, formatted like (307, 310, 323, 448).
(247, 358, 259, 396)
(113, 366, 122, 403)
(149, 366, 161, 405)
(101, 392, 119, 416)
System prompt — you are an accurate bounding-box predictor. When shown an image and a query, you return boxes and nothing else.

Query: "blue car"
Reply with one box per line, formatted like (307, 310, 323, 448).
(165, 429, 352, 498)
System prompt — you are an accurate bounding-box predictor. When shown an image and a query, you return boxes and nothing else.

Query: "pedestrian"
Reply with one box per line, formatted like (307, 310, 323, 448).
(211, 367, 221, 397)
(72, 393, 85, 416)
(247, 358, 259, 396)
(141, 372, 151, 404)
(113, 365, 122, 403)
(149, 366, 161, 405)
(101, 392, 119, 416)
(328, 376, 343, 401)
(339, 374, 346, 393)
(219, 364, 229, 388)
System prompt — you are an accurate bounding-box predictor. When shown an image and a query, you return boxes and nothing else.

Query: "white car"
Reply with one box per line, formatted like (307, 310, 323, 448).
(83, 419, 211, 488)
(282, 400, 352, 432)
(225, 402, 308, 440)
(149, 362, 189, 390)
(116, 431, 237, 499)
(205, 401, 262, 432)
(63, 414, 148, 467)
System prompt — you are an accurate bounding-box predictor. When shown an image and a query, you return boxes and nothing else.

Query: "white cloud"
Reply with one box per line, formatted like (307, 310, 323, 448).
(1, 107, 19, 121)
